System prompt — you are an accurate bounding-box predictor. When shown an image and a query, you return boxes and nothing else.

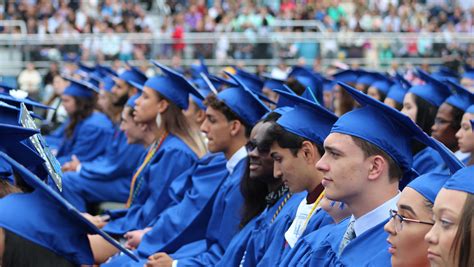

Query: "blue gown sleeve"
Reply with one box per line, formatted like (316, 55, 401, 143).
(136, 154, 228, 256)
(79, 131, 145, 180)
(56, 123, 113, 164)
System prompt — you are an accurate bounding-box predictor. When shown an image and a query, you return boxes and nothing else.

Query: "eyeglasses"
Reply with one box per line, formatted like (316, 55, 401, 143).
(389, 209, 434, 233)
(246, 140, 271, 155)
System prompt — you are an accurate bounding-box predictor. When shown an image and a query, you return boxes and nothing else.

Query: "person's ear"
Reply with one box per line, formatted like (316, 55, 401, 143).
(157, 98, 169, 113)
(229, 120, 243, 137)
(300, 141, 316, 164)
(367, 155, 385, 181)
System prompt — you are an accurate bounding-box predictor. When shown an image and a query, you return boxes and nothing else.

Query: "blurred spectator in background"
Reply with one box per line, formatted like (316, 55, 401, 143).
(17, 62, 42, 100)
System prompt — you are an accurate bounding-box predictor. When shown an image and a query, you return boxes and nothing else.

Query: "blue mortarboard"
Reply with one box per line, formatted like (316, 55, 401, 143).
(126, 93, 141, 108)
(409, 68, 452, 107)
(96, 64, 118, 78)
(77, 62, 96, 74)
(443, 165, 474, 194)
(0, 152, 139, 264)
(370, 74, 394, 95)
(468, 105, 474, 114)
(190, 78, 215, 110)
(463, 65, 474, 80)
(148, 61, 204, 110)
(288, 66, 323, 104)
(356, 70, 382, 86)
(86, 73, 102, 88)
(190, 57, 209, 79)
(407, 172, 451, 203)
(235, 68, 264, 93)
(118, 65, 148, 86)
(0, 82, 16, 94)
(332, 69, 359, 84)
(102, 74, 116, 92)
(0, 123, 45, 170)
(217, 72, 271, 126)
(128, 80, 144, 91)
(275, 89, 337, 145)
(445, 81, 474, 111)
(207, 73, 238, 90)
(63, 77, 99, 99)
(262, 74, 288, 92)
(274, 84, 298, 108)
(432, 66, 459, 83)
(335, 82, 464, 179)
(386, 73, 411, 105)
(322, 77, 336, 92)
(0, 87, 52, 110)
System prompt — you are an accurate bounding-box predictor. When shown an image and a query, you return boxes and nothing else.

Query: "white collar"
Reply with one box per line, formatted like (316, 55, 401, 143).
(226, 146, 247, 174)
(352, 192, 400, 237)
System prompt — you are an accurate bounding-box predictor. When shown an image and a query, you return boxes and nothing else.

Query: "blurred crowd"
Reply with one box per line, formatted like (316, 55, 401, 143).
(0, 0, 472, 62)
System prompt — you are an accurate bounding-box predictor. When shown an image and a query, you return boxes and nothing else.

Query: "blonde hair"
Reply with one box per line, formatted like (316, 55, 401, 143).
(158, 93, 207, 158)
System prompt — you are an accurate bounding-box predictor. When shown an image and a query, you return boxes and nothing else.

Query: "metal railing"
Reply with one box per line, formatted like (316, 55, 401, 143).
(0, 31, 471, 75)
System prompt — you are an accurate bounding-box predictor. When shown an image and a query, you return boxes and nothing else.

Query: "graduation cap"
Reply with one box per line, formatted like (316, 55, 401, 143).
(407, 172, 451, 203)
(288, 66, 323, 104)
(322, 77, 336, 92)
(386, 73, 411, 105)
(369, 74, 395, 95)
(0, 84, 52, 110)
(335, 82, 464, 179)
(444, 81, 474, 111)
(218, 71, 271, 127)
(128, 80, 144, 91)
(101, 74, 116, 92)
(189, 57, 209, 79)
(462, 65, 474, 80)
(147, 61, 204, 110)
(234, 68, 265, 93)
(96, 64, 118, 78)
(432, 66, 459, 83)
(126, 93, 141, 108)
(332, 69, 359, 84)
(63, 77, 99, 99)
(0, 123, 45, 171)
(117, 64, 148, 86)
(274, 89, 338, 145)
(207, 73, 238, 90)
(77, 61, 96, 74)
(0, 151, 139, 265)
(356, 70, 382, 86)
(468, 105, 474, 114)
(262, 74, 288, 92)
(190, 77, 216, 110)
(409, 68, 452, 107)
(443, 165, 474, 194)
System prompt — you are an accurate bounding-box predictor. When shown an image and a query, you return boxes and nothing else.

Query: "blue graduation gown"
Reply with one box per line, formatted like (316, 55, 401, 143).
(302, 218, 391, 267)
(54, 112, 114, 164)
(102, 134, 198, 235)
(240, 192, 305, 267)
(61, 126, 145, 211)
(170, 157, 247, 266)
(101, 153, 229, 267)
(252, 197, 333, 266)
(45, 122, 66, 150)
(215, 191, 293, 267)
(412, 147, 444, 176)
(278, 222, 341, 266)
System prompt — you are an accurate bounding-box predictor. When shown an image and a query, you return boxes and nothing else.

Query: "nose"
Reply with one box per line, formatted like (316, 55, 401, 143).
(273, 162, 282, 179)
(424, 224, 438, 245)
(431, 123, 438, 133)
(248, 146, 259, 158)
(455, 128, 462, 139)
(384, 217, 396, 235)
(316, 155, 329, 172)
(200, 119, 209, 134)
